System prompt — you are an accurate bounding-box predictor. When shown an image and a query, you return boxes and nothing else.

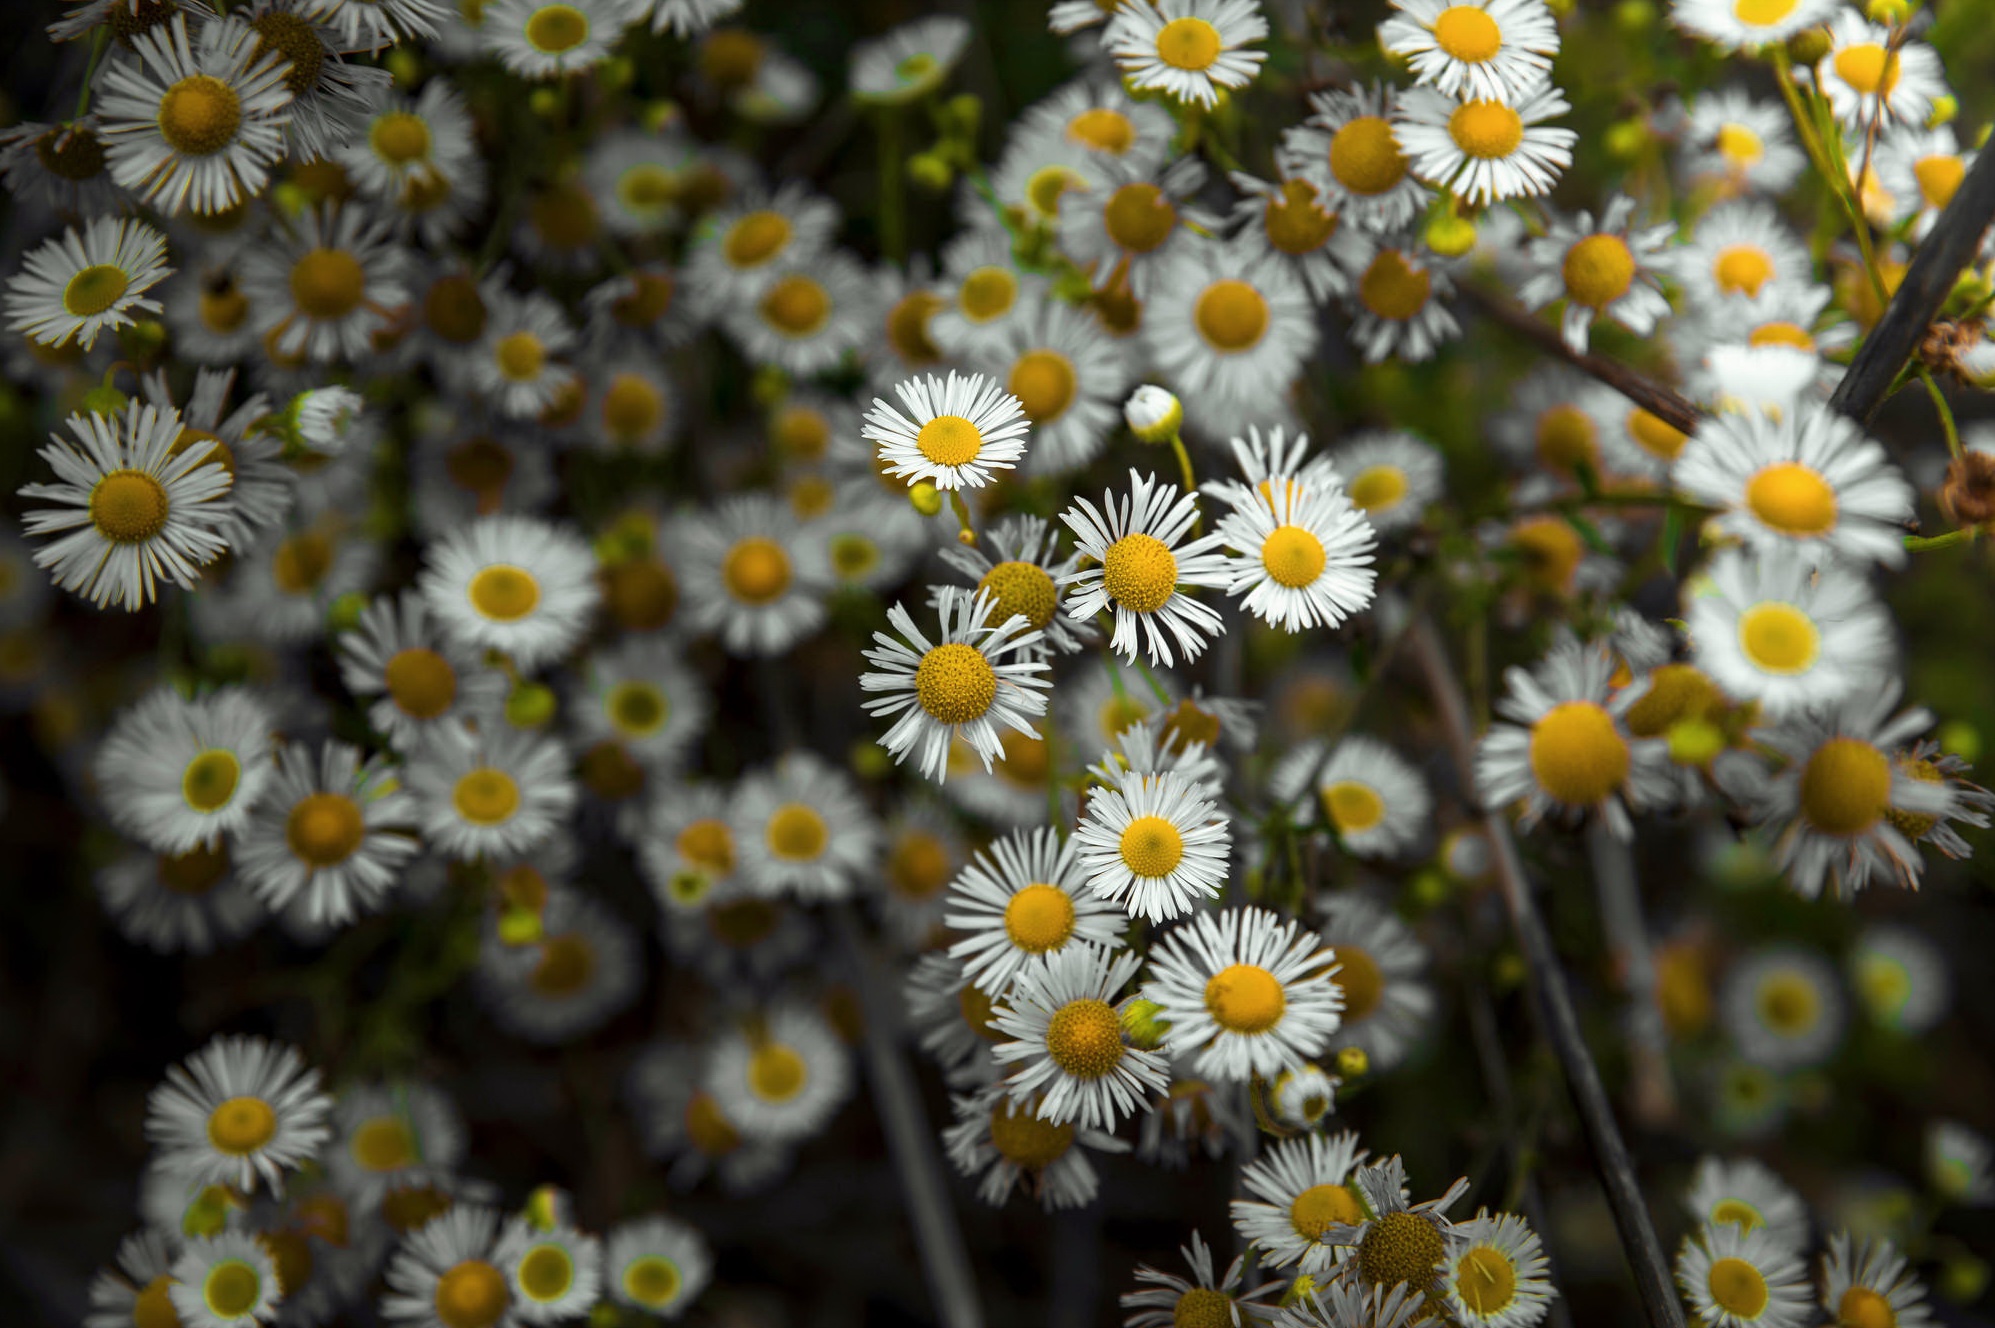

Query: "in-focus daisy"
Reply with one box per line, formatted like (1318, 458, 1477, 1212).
(5, 216, 172, 351)
(1446, 1210, 1557, 1328)
(937, 514, 1094, 656)
(1335, 429, 1445, 534)
(168, 1231, 282, 1328)
(1279, 83, 1427, 232)
(1686, 1156, 1810, 1251)
(1675, 1221, 1812, 1328)
(1061, 469, 1232, 667)
(675, 493, 832, 657)
(337, 592, 508, 755)
(849, 14, 972, 105)
(94, 842, 265, 956)
(1679, 89, 1804, 196)
(1394, 81, 1576, 205)
(477, 886, 642, 1043)
(719, 250, 873, 376)
(1145, 237, 1319, 416)
(1320, 1157, 1470, 1297)
(408, 721, 576, 862)
(992, 943, 1167, 1130)
(1378, 0, 1559, 102)
(1145, 905, 1343, 1081)
(419, 515, 601, 671)
(1821, 1234, 1936, 1328)
(604, 1215, 712, 1319)
(1345, 242, 1462, 364)
(95, 686, 275, 854)
(480, 0, 631, 78)
(728, 751, 880, 901)
(1104, 0, 1268, 109)
(1671, 201, 1812, 303)
(1228, 1130, 1371, 1273)
(1673, 400, 1915, 569)
(242, 203, 408, 363)
(235, 740, 419, 927)
(491, 1217, 601, 1324)
(1477, 639, 1673, 838)
(865, 370, 1032, 492)
(20, 402, 233, 611)
(1517, 196, 1676, 354)
(1849, 923, 1950, 1035)
(1216, 473, 1377, 633)
(146, 1034, 332, 1195)
(1121, 1230, 1282, 1328)
(1815, 13, 1943, 131)
(97, 15, 294, 215)
(1313, 892, 1435, 1072)
(942, 1082, 1131, 1211)
(977, 301, 1133, 476)
(1668, 0, 1838, 49)
(945, 826, 1127, 997)
(1074, 768, 1232, 922)
(704, 1002, 852, 1143)
(1720, 945, 1847, 1072)
(379, 1205, 511, 1328)
(1686, 547, 1893, 716)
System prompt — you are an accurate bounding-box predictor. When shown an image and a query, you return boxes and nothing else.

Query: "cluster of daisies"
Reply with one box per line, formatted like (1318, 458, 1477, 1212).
(89, 1034, 712, 1327)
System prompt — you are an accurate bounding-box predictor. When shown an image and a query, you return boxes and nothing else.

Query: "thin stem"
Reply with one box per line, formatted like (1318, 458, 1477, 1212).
(75, 27, 108, 119)
(1169, 434, 1197, 497)
(1585, 819, 1676, 1128)
(1919, 366, 1963, 458)
(1905, 527, 1976, 552)
(1463, 287, 1703, 436)
(1132, 655, 1174, 706)
(949, 490, 976, 542)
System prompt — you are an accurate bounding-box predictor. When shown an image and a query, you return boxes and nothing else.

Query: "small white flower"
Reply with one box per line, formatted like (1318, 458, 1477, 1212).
(1061, 469, 1233, 667)
(4, 215, 172, 350)
(1145, 905, 1344, 1081)
(992, 943, 1168, 1129)
(865, 370, 1032, 492)
(1686, 547, 1894, 716)
(1073, 768, 1232, 922)
(1674, 1221, 1813, 1328)
(1104, 0, 1268, 108)
(944, 826, 1128, 998)
(145, 1034, 333, 1195)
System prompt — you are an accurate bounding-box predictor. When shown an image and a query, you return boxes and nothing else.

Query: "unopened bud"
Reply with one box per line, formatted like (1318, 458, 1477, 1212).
(1120, 998, 1170, 1049)
(1604, 119, 1648, 161)
(1787, 27, 1833, 65)
(909, 481, 944, 516)
(908, 151, 953, 192)
(81, 384, 128, 416)
(1667, 717, 1726, 767)
(1333, 1045, 1370, 1079)
(497, 902, 544, 946)
(1424, 210, 1478, 257)
(505, 680, 557, 729)
(327, 591, 368, 634)
(1864, 0, 1909, 22)
(1123, 384, 1182, 444)
(1927, 94, 1958, 127)
(1939, 719, 1981, 762)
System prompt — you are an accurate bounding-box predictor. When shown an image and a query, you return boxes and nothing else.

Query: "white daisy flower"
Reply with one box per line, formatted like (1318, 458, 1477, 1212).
(1320, 1156, 1471, 1296)
(703, 1002, 853, 1144)
(1686, 1156, 1810, 1252)
(635, 0, 744, 35)
(419, 515, 601, 671)
(480, 0, 632, 79)
(1286, 735, 1430, 857)
(168, 1231, 282, 1328)
(1672, 400, 1915, 569)
(1059, 156, 1216, 302)
(718, 250, 873, 377)
(163, 261, 260, 366)
(905, 951, 1008, 1088)
(94, 842, 265, 956)
(20, 402, 233, 611)
(1313, 892, 1436, 1072)
(379, 1204, 512, 1328)
(468, 289, 579, 420)
(1216, 472, 1377, 634)
(97, 14, 293, 216)
(937, 514, 1095, 656)
(1226, 170, 1375, 304)
(1927, 1120, 1995, 1206)
(1270, 1062, 1341, 1129)
(323, 1081, 467, 1214)
(1345, 241, 1462, 364)
(312, 0, 450, 50)
(976, 299, 1133, 476)
(1517, 195, 1676, 354)
(1815, 12, 1944, 131)
(1228, 1130, 1372, 1273)
(1394, 81, 1576, 205)
(0, 116, 121, 213)
(234, 739, 418, 928)
(1017, 74, 1180, 181)
(1285, 1282, 1429, 1328)
(992, 944, 1168, 1130)
(849, 14, 972, 105)
(247, 1, 390, 164)
(4, 216, 172, 351)
(408, 721, 576, 862)
(477, 886, 643, 1043)
(84, 1230, 180, 1328)
(1686, 547, 1894, 716)
(1678, 283, 1855, 409)
(571, 635, 709, 773)
(1721, 945, 1847, 1072)
(1667, 0, 1838, 50)
(1074, 768, 1232, 922)
(1061, 469, 1233, 668)
(1120, 1229, 1282, 1328)
(1378, 0, 1559, 102)
(1446, 1210, 1557, 1328)
(1679, 88, 1805, 196)
(1144, 235, 1320, 417)
(942, 1082, 1131, 1211)
(675, 493, 832, 657)
(728, 750, 880, 901)
(337, 592, 509, 756)
(944, 826, 1127, 998)
(865, 370, 1032, 492)
(1670, 200, 1812, 303)
(1279, 82, 1428, 232)
(1104, 0, 1268, 109)
(1821, 1234, 1937, 1328)
(138, 367, 294, 553)
(685, 182, 840, 311)
(1849, 923, 1950, 1035)
(604, 1214, 712, 1318)
(95, 685, 276, 854)
(338, 79, 478, 213)
(1335, 429, 1445, 534)
(146, 1034, 332, 1196)
(242, 203, 408, 363)
(1146, 905, 1343, 1081)
(1675, 1221, 1812, 1328)
(493, 1217, 601, 1323)
(1875, 125, 1974, 239)
(1489, 366, 1631, 482)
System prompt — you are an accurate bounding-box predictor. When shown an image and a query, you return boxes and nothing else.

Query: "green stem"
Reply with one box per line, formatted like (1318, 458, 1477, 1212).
(878, 108, 906, 264)
(1770, 47, 1888, 303)
(1919, 366, 1963, 458)
(74, 27, 108, 119)
(1132, 656, 1174, 706)
(948, 490, 975, 541)
(1905, 527, 1976, 552)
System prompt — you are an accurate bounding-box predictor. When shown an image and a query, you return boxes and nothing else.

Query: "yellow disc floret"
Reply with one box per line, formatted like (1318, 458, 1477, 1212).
(90, 470, 171, 543)
(915, 414, 984, 467)
(1102, 532, 1179, 613)
(1045, 998, 1125, 1078)
(1203, 962, 1286, 1033)
(1744, 462, 1837, 535)
(1798, 737, 1890, 836)
(1737, 602, 1819, 675)
(208, 1095, 277, 1154)
(1119, 814, 1184, 878)
(1194, 279, 1270, 352)
(1527, 701, 1630, 806)
(914, 642, 998, 724)
(1004, 883, 1076, 952)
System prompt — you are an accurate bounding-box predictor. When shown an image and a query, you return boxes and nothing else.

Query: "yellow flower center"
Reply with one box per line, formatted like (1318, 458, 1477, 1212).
(530, 933, 595, 996)
(1008, 349, 1078, 424)
(1535, 404, 1599, 477)
(723, 537, 791, 604)
(885, 289, 944, 364)
(208, 1095, 277, 1154)
(1263, 177, 1337, 254)
(493, 330, 545, 382)
(89, 470, 171, 543)
(182, 749, 242, 813)
(285, 791, 365, 867)
(1528, 700, 1630, 806)
(761, 275, 831, 336)
(1731, 0, 1798, 24)
(170, 429, 236, 478)
(1737, 602, 1819, 674)
(958, 982, 1003, 1040)
(766, 803, 828, 860)
(64, 264, 130, 318)
(1744, 461, 1837, 535)
(1290, 1182, 1363, 1239)
(1102, 532, 1179, 613)
(467, 564, 540, 621)
(1433, 5, 1503, 61)
(616, 164, 676, 213)
(1358, 250, 1432, 320)
(434, 1259, 510, 1328)
(1261, 524, 1326, 588)
(1716, 122, 1765, 167)
(369, 111, 431, 164)
(1119, 813, 1184, 878)
(676, 818, 735, 875)
(1204, 962, 1285, 1033)
(1003, 883, 1076, 952)
(958, 265, 1018, 322)
(1328, 116, 1407, 195)
(250, 11, 325, 97)
(1348, 465, 1409, 513)
(1563, 233, 1637, 308)
(1707, 1257, 1769, 1319)
(272, 531, 334, 595)
(748, 1042, 807, 1100)
(1172, 1287, 1237, 1328)
(623, 1256, 684, 1309)
(1194, 279, 1270, 352)
(1512, 515, 1582, 593)
(290, 248, 366, 321)
(1334, 945, 1384, 1020)
(978, 561, 1058, 630)
(1626, 409, 1688, 460)
(1045, 997, 1125, 1078)
(1154, 16, 1221, 70)
(914, 641, 998, 724)
(384, 648, 457, 719)
(452, 768, 520, 825)
(1913, 154, 1965, 208)
(1624, 663, 1721, 738)
(1103, 182, 1178, 254)
(1838, 1286, 1898, 1328)
(204, 1261, 262, 1318)
(157, 75, 242, 156)
(423, 273, 488, 343)
(524, 3, 588, 52)
(528, 181, 600, 250)
(604, 680, 667, 737)
(724, 210, 791, 267)
(1456, 1246, 1519, 1315)
(916, 414, 984, 468)
(1748, 321, 1815, 351)
(201, 282, 250, 333)
(988, 1098, 1074, 1169)
(159, 843, 230, 896)
(1713, 244, 1774, 297)
(1798, 737, 1890, 835)
(1025, 164, 1088, 218)
(1710, 1199, 1764, 1230)
(1067, 107, 1135, 153)
(515, 1245, 573, 1303)
(351, 1116, 415, 1171)
(1449, 100, 1525, 159)
(1359, 1211, 1446, 1290)
(886, 831, 951, 900)
(1832, 43, 1900, 96)
(1321, 780, 1385, 833)
(602, 373, 666, 442)
(772, 405, 831, 462)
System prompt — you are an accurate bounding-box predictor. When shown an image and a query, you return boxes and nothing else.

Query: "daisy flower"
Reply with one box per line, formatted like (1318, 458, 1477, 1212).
(937, 514, 1095, 655)
(1821, 1234, 1936, 1328)
(1335, 429, 1445, 534)
(865, 370, 1032, 492)
(719, 250, 873, 377)
(1686, 1156, 1810, 1251)
(408, 721, 576, 862)
(469, 289, 579, 420)
(84, 1231, 180, 1328)
(1679, 88, 1805, 196)
(1816, 13, 1943, 131)
(1394, 81, 1576, 205)
(338, 79, 478, 211)
(1675, 1221, 1812, 1328)
(572, 635, 708, 773)
(1285, 1283, 1427, 1328)
(146, 1034, 332, 1195)
(1104, 0, 1268, 109)
(20, 402, 233, 611)
(1059, 156, 1216, 301)
(1720, 945, 1847, 1071)
(1346, 241, 1462, 364)
(686, 182, 840, 311)
(1476, 638, 1674, 839)
(95, 686, 276, 854)
(337, 592, 508, 756)
(992, 943, 1167, 1130)
(1849, 922, 1950, 1034)
(675, 493, 832, 657)
(1287, 736, 1430, 857)
(1686, 547, 1894, 716)
(1875, 125, 1974, 239)
(1074, 768, 1232, 922)
(1670, 200, 1812, 303)
(1226, 170, 1374, 303)
(1517, 196, 1676, 354)
(480, 0, 632, 79)
(728, 750, 880, 901)
(477, 887, 642, 1043)
(168, 1231, 282, 1328)
(492, 1217, 601, 1324)
(242, 203, 408, 363)
(323, 1081, 467, 1213)
(905, 952, 1009, 1088)
(1018, 74, 1179, 181)
(139, 367, 294, 552)
(1270, 1063, 1340, 1129)
(945, 827, 1127, 998)
(379, 1204, 512, 1328)
(312, 0, 449, 50)
(4, 216, 172, 352)
(1668, 0, 1838, 49)
(849, 14, 972, 105)
(703, 1002, 853, 1143)
(1321, 1157, 1471, 1296)
(1378, 0, 1560, 102)
(1446, 1210, 1557, 1328)
(942, 1082, 1131, 1211)
(1927, 1120, 1995, 1206)
(635, 0, 744, 35)
(234, 740, 418, 928)
(1144, 236, 1319, 416)
(1279, 82, 1427, 232)
(1146, 905, 1343, 1081)
(1061, 470, 1233, 667)
(604, 1214, 712, 1318)
(419, 514, 601, 671)
(96, 14, 293, 215)
(0, 116, 121, 213)
(1121, 1230, 1282, 1328)
(1228, 1130, 1372, 1273)
(94, 842, 265, 956)
(1313, 892, 1436, 1072)
(1216, 474, 1377, 634)
(978, 298, 1133, 476)
(1673, 400, 1915, 569)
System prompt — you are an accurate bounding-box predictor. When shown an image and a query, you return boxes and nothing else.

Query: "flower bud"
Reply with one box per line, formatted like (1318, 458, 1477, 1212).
(1123, 384, 1182, 444)
(1927, 93, 1958, 127)
(909, 481, 944, 516)
(81, 384, 129, 416)
(1333, 1045, 1370, 1078)
(1424, 210, 1478, 257)
(505, 680, 558, 729)
(1120, 997, 1171, 1049)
